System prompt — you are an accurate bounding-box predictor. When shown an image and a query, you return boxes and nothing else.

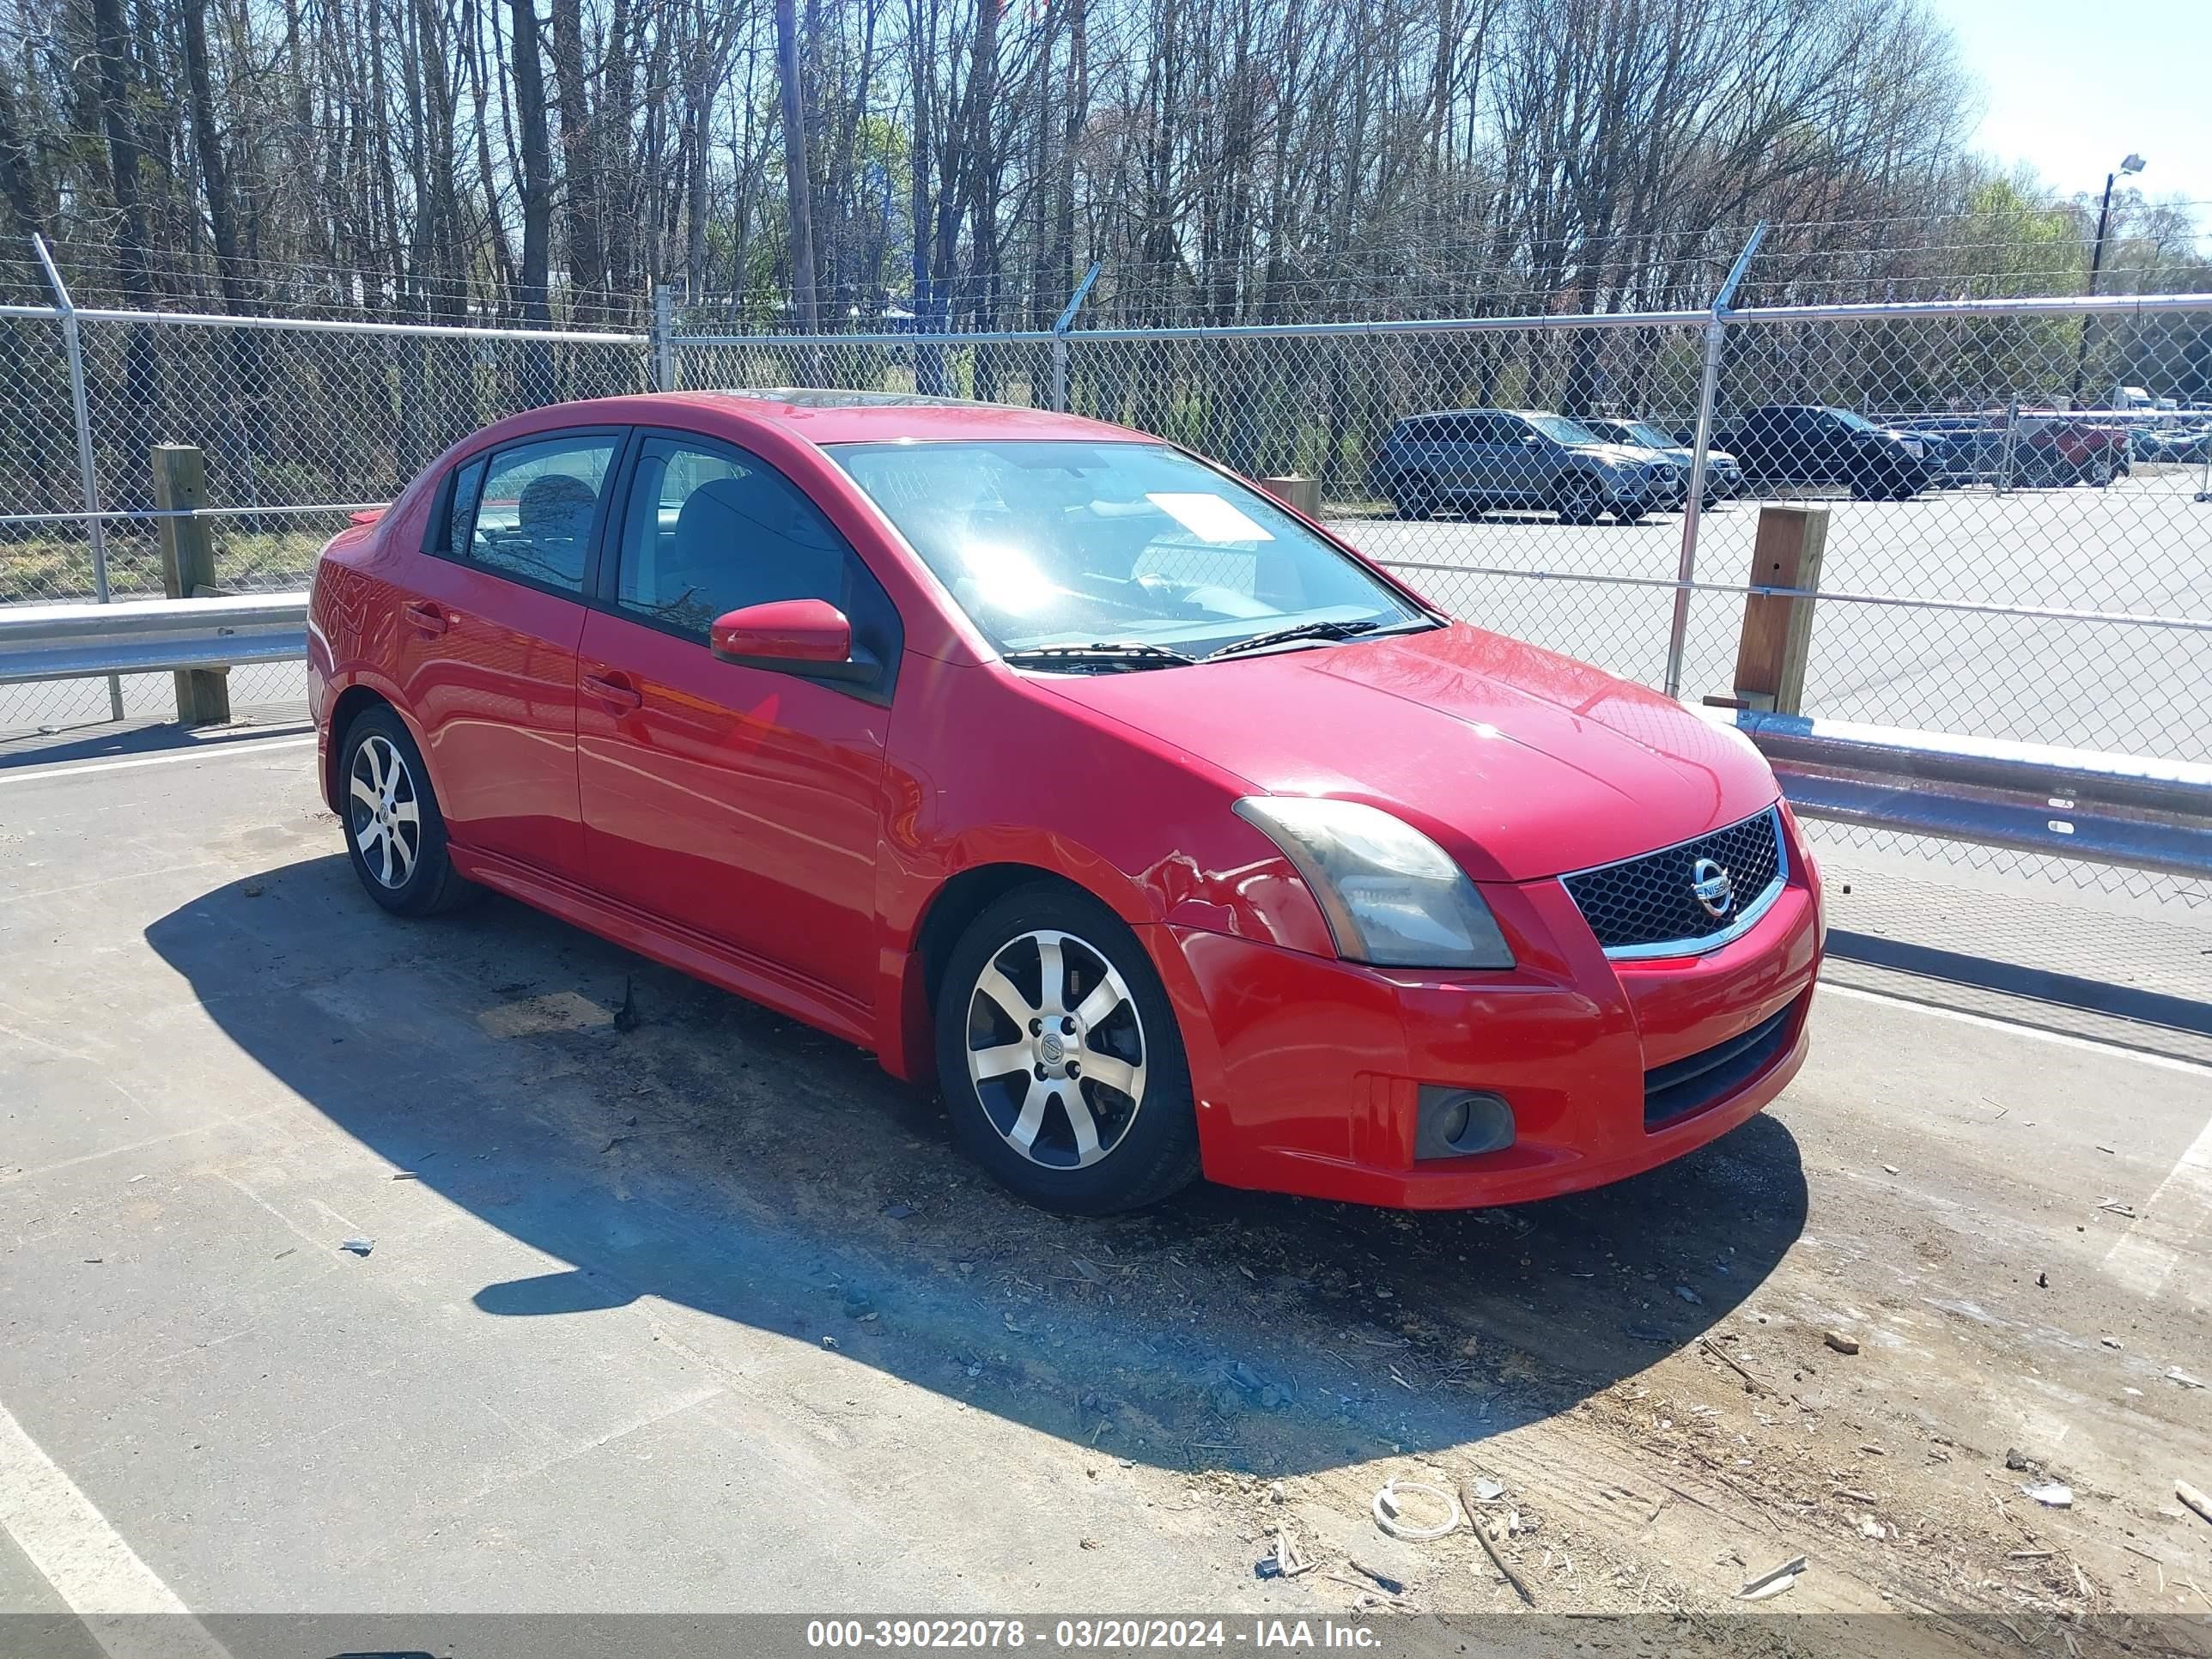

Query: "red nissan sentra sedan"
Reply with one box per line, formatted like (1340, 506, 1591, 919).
(307, 390, 1822, 1214)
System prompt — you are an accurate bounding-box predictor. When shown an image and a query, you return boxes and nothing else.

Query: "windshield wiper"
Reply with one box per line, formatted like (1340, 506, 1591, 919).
(1001, 641, 1197, 672)
(1206, 616, 1431, 661)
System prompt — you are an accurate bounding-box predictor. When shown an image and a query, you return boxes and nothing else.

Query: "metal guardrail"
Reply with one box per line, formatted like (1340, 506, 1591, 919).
(1728, 710, 2212, 882)
(0, 593, 308, 684)
(3, 591, 2203, 883)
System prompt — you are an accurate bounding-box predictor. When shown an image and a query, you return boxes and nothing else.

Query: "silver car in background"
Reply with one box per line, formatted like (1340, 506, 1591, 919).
(1583, 417, 1747, 503)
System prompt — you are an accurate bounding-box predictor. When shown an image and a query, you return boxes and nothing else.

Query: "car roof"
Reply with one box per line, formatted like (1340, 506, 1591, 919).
(527, 387, 1143, 446)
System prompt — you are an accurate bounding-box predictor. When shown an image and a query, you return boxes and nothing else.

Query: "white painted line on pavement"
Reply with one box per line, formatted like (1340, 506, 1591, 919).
(2103, 1109, 2212, 1299)
(1817, 981, 2212, 1079)
(0, 733, 315, 787)
(0, 1395, 230, 1657)
(1820, 982, 2212, 1298)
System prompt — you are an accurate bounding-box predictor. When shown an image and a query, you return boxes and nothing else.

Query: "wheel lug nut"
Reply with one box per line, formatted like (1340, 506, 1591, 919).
(1060, 1017, 1076, 1034)
(1029, 1019, 1042, 1036)
(1034, 1063, 1047, 1079)
(1066, 1062, 1080, 1076)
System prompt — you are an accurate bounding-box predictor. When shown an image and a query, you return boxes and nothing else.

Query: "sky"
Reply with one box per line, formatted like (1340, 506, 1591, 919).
(1930, 0, 2212, 211)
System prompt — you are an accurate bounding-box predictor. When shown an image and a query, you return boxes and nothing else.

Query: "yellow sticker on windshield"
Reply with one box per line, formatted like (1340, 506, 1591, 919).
(1145, 492, 1275, 544)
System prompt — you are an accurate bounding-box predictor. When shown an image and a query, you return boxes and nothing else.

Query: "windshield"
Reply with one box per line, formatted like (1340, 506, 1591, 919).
(1830, 408, 1882, 434)
(829, 441, 1425, 659)
(1620, 421, 1677, 449)
(1527, 414, 1601, 447)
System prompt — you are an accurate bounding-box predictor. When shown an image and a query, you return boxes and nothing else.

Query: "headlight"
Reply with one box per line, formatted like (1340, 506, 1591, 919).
(1233, 797, 1515, 969)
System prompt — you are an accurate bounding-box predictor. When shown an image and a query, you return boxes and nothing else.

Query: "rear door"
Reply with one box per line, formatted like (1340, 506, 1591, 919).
(574, 432, 899, 1006)
(1422, 416, 1476, 498)
(393, 427, 621, 880)
(1401, 416, 1452, 492)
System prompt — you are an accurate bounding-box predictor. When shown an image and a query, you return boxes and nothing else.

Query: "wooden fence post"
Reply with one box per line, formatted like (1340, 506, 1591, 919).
(1732, 504, 1826, 714)
(153, 444, 231, 726)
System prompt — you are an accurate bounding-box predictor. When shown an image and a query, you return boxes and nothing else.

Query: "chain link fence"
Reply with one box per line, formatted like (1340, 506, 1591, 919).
(5, 241, 2208, 908)
(0, 253, 654, 732)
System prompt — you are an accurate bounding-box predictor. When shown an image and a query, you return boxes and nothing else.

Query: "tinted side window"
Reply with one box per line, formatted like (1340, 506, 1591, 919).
(613, 437, 903, 678)
(468, 434, 617, 593)
(615, 437, 852, 630)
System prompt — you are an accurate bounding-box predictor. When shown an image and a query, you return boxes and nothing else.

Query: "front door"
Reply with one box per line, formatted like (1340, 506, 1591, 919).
(575, 433, 900, 1006)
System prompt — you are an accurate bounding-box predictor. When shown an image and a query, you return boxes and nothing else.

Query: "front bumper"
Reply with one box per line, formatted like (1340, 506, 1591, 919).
(1145, 815, 1823, 1208)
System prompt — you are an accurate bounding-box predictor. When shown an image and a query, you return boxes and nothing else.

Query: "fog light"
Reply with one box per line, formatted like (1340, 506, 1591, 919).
(1413, 1087, 1515, 1160)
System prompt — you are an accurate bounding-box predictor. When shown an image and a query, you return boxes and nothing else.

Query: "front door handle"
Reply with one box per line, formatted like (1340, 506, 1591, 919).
(403, 599, 449, 636)
(581, 671, 643, 713)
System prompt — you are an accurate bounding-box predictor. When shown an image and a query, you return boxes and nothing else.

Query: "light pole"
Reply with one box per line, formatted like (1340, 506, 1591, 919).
(2070, 153, 2146, 407)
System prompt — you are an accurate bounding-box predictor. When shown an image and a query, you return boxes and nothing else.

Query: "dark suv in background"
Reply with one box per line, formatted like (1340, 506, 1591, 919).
(1712, 404, 1936, 500)
(1369, 410, 1668, 524)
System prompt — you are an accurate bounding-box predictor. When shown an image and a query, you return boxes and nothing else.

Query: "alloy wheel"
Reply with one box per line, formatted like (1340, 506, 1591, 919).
(348, 732, 422, 889)
(1558, 477, 1603, 523)
(963, 929, 1147, 1170)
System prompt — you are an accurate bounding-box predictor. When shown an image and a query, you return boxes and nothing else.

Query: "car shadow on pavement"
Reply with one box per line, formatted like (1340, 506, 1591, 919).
(146, 856, 1809, 1480)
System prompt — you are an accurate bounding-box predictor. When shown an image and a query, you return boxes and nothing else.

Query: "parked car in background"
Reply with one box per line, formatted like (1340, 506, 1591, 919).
(2013, 412, 2130, 486)
(2131, 422, 2212, 465)
(1582, 417, 1746, 503)
(1886, 410, 2131, 487)
(1885, 416, 2002, 486)
(309, 389, 1820, 1215)
(1711, 404, 1936, 500)
(1369, 410, 1668, 524)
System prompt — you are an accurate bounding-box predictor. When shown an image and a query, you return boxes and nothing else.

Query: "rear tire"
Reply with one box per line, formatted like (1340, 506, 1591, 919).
(337, 704, 478, 917)
(1393, 477, 1437, 520)
(934, 883, 1200, 1215)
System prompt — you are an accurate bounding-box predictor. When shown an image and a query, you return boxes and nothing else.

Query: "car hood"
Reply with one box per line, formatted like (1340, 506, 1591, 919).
(1035, 624, 1779, 882)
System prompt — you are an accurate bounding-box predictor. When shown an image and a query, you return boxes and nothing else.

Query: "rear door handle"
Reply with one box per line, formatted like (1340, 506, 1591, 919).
(403, 599, 449, 636)
(581, 671, 643, 713)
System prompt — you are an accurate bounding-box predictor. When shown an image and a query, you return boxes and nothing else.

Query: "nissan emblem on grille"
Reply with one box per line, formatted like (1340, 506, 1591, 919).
(1690, 857, 1735, 919)
(1559, 808, 1784, 954)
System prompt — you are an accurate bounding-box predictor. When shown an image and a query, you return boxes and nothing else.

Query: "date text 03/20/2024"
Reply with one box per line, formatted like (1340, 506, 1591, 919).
(804, 1619, 1384, 1649)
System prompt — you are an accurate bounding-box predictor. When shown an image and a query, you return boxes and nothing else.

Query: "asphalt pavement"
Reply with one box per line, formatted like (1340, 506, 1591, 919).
(3, 728, 2211, 1656)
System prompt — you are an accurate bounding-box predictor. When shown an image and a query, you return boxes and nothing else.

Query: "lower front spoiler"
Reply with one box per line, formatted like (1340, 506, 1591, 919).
(1231, 1009, 1808, 1209)
(1146, 884, 1820, 1211)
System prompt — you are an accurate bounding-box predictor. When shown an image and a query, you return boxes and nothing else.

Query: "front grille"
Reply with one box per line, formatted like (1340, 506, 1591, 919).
(1644, 996, 1801, 1128)
(1562, 809, 1783, 954)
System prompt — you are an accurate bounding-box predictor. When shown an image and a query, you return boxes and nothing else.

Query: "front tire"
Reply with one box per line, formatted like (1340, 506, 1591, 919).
(338, 704, 477, 916)
(1554, 476, 1605, 526)
(935, 884, 1200, 1214)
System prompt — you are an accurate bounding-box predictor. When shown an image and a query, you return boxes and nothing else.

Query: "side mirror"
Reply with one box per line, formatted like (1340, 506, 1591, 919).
(710, 598, 878, 683)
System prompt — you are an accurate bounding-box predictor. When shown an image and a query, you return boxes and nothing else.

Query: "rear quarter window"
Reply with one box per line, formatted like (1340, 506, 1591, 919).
(425, 458, 487, 556)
